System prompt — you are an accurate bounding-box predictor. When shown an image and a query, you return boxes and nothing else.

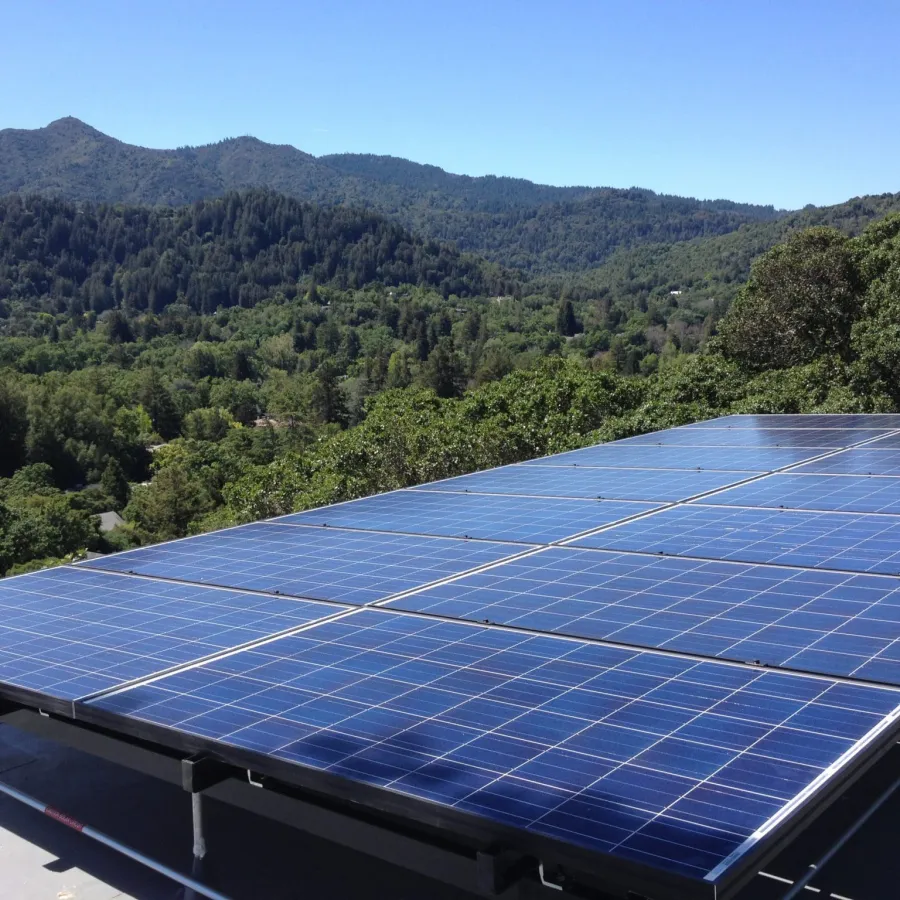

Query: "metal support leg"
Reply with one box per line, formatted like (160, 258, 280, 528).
(180, 755, 231, 900)
(192, 793, 207, 863)
(0, 778, 230, 900)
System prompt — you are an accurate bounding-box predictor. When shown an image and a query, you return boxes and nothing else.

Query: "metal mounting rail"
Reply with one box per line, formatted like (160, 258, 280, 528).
(0, 779, 231, 900)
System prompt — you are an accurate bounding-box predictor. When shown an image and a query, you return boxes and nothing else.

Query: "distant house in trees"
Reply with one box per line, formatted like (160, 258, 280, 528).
(252, 414, 287, 428)
(97, 511, 126, 532)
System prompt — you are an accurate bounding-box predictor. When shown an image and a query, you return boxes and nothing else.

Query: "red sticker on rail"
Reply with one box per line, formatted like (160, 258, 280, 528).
(44, 807, 85, 832)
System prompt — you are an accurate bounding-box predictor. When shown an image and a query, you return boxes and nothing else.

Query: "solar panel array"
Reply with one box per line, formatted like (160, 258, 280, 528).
(4, 413, 900, 894)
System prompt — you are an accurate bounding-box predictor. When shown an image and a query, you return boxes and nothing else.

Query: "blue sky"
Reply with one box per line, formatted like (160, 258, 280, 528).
(1, 0, 897, 209)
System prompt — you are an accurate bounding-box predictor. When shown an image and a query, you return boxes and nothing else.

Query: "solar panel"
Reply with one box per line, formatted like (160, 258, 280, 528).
(389, 546, 900, 684)
(866, 433, 900, 449)
(619, 428, 891, 448)
(0, 566, 343, 701)
(85, 608, 900, 885)
(572, 504, 900, 576)
(279, 490, 659, 544)
(420, 465, 750, 502)
(521, 445, 823, 472)
(793, 448, 900, 477)
(682, 414, 900, 430)
(702, 473, 900, 515)
(6, 412, 900, 897)
(81, 523, 526, 605)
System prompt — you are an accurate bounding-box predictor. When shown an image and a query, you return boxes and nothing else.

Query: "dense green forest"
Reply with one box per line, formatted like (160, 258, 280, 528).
(558, 192, 900, 311)
(3, 119, 898, 286)
(1, 118, 784, 272)
(1, 179, 899, 577)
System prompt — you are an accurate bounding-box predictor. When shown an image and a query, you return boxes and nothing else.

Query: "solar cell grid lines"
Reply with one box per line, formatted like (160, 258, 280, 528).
(419, 465, 751, 502)
(86, 609, 900, 882)
(389, 547, 900, 685)
(81, 522, 527, 605)
(0, 566, 343, 700)
(573, 504, 900, 575)
(573, 504, 900, 576)
(794, 448, 900, 477)
(618, 428, 892, 449)
(703, 473, 900, 515)
(279, 490, 660, 544)
(520, 445, 823, 473)
(866, 433, 900, 449)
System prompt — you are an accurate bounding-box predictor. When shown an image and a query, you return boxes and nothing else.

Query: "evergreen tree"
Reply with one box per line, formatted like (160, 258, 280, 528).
(311, 362, 348, 425)
(423, 338, 465, 398)
(105, 310, 134, 343)
(557, 300, 578, 337)
(139, 368, 181, 439)
(101, 458, 130, 508)
(344, 328, 361, 361)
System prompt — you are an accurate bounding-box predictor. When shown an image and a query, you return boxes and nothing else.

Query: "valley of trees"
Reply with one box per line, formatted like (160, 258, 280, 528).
(1, 177, 899, 577)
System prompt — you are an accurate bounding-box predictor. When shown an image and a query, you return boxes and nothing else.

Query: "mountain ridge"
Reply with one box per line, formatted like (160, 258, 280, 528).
(0, 118, 785, 273)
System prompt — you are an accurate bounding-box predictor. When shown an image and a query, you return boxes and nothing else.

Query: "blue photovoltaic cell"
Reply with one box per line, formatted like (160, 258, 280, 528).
(682, 415, 900, 430)
(279, 490, 658, 544)
(703, 474, 900, 515)
(81, 523, 525, 606)
(0, 566, 342, 699)
(421, 465, 749, 502)
(390, 547, 900, 684)
(866, 433, 900, 450)
(619, 429, 890, 449)
(521, 445, 822, 473)
(573, 505, 900, 576)
(794, 449, 900, 477)
(88, 609, 900, 882)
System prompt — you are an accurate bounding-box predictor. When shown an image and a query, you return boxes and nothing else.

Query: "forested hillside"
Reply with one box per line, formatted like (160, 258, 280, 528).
(549, 192, 900, 311)
(2, 200, 900, 578)
(0, 118, 783, 272)
(0, 190, 515, 310)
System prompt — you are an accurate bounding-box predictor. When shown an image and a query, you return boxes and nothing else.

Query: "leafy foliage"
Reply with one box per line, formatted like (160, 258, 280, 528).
(719, 228, 861, 369)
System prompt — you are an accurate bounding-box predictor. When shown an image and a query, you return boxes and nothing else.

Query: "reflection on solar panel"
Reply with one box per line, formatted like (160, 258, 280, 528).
(87, 608, 900, 881)
(703, 473, 900, 515)
(794, 448, 900, 477)
(572, 504, 900, 575)
(422, 465, 749, 501)
(521, 444, 822, 472)
(5, 412, 900, 899)
(620, 429, 891, 448)
(82, 523, 525, 605)
(0, 566, 343, 699)
(279, 490, 658, 544)
(390, 546, 900, 683)
(682, 414, 900, 429)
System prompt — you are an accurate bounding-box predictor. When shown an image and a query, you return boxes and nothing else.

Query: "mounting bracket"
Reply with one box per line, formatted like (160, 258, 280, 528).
(181, 754, 233, 794)
(476, 845, 533, 894)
